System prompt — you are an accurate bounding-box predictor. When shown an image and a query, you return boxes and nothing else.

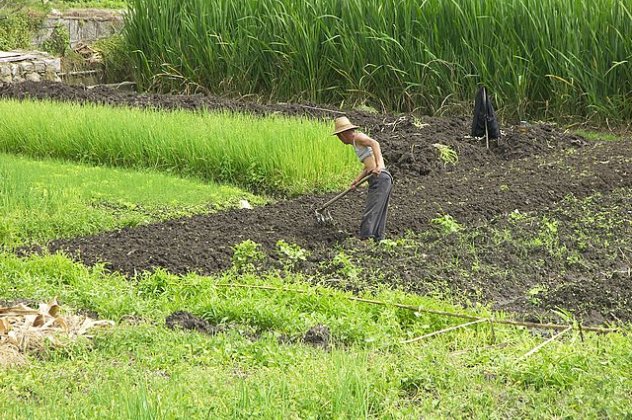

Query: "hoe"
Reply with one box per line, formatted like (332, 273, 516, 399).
(314, 174, 372, 224)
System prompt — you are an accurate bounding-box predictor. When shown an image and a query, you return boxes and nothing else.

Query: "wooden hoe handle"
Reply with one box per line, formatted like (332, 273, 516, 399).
(316, 174, 372, 213)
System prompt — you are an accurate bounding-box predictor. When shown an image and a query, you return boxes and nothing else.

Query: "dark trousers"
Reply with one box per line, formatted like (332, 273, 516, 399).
(360, 170, 393, 241)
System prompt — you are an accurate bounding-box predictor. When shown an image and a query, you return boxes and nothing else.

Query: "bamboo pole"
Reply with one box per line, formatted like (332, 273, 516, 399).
(400, 319, 487, 344)
(519, 327, 572, 360)
(211, 283, 620, 334)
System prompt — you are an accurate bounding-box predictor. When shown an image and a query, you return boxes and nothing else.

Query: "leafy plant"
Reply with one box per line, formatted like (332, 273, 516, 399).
(276, 240, 309, 270)
(431, 214, 463, 234)
(412, 117, 429, 128)
(0, 9, 40, 50)
(526, 284, 547, 305)
(42, 23, 70, 56)
(332, 251, 361, 280)
(232, 240, 265, 271)
(378, 237, 417, 254)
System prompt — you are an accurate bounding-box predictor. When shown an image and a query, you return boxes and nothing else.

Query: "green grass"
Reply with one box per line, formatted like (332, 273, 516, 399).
(573, 129, 626, 142)
(0, 252, 631, 418)
(126, 0, 632, 122)
(1, 99, 630, 416)
(0, 99, 358, 196)
(0, 136, 630, 418)
(0, 153, 264, 248)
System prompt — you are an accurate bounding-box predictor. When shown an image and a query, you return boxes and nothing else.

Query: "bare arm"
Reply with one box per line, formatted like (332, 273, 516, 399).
(351, 168, 371, 188)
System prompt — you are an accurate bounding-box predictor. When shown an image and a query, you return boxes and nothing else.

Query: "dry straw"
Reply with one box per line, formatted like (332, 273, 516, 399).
(0, 299, 114, 367)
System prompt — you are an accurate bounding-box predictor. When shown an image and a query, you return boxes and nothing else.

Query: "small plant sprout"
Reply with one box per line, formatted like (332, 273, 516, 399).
(432, 143, 458, 166)
(332, 251, 362, 280)
(379, 237, 417, 253)
(412, 117, 429, 128)
(509, 209, 528, 222)
(431, 214, 463, 234)
(527, 284, 547, 305)
(276, 240, 309, 270)
(232, 239, 265, 271)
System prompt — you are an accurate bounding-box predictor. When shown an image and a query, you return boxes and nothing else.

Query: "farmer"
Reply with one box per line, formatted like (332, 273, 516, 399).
(332, 116, 393, 241)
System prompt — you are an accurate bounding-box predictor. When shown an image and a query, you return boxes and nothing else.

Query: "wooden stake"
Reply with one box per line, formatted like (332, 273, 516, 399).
(483, 86, 489, 149)
(488, 318, 497, 344)
(450, 341, 511, 356)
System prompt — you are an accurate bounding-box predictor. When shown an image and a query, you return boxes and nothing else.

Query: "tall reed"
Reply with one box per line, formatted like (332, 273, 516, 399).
(125, 0, 632, 122)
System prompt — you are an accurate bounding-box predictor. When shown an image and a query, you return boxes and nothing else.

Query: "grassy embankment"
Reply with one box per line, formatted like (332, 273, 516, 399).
(126, 0, 632, 123)
(0, 99, 358, 196)
(1, 252, 631, 418)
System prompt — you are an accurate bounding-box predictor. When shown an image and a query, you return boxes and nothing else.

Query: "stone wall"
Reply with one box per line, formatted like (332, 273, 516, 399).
(0, 51, 61, 83)
(0, 9, 124, 85)
(33, 8, 125, 48)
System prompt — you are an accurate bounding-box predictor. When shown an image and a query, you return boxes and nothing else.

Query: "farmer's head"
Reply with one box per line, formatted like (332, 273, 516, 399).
(332, 116, 358, 143)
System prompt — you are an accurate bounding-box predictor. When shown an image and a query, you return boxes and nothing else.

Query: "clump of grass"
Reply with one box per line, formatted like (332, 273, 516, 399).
(432, 143, 459, 166)
(573, 129, 624, 142)
(0, 99, 358, 196)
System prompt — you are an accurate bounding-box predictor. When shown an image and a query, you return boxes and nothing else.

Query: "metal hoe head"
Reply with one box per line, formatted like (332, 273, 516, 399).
(313, 174, 372, 226)
(314, 208, 334, 225)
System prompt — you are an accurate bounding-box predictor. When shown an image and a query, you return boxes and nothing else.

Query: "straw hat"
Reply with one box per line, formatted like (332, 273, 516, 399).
(332, 117, 359, 135)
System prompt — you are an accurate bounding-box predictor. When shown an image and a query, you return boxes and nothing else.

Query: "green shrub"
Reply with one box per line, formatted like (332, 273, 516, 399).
(42, 23, 70, 56)
(0, 12, 35, 50)
(232, 240, 266, 271)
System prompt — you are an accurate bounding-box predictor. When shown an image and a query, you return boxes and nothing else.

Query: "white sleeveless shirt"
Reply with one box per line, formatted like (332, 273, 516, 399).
(353, 139, 373, 162)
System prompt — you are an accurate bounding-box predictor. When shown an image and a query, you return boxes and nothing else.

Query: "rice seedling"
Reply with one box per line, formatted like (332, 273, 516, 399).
(0, 99, 358, 195)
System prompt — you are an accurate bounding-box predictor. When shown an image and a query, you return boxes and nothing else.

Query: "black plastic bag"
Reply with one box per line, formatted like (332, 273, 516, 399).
(471, 85, 500, 139)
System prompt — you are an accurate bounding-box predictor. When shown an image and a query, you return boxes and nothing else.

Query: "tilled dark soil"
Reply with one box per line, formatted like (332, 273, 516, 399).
(5, 82, 631, 324)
